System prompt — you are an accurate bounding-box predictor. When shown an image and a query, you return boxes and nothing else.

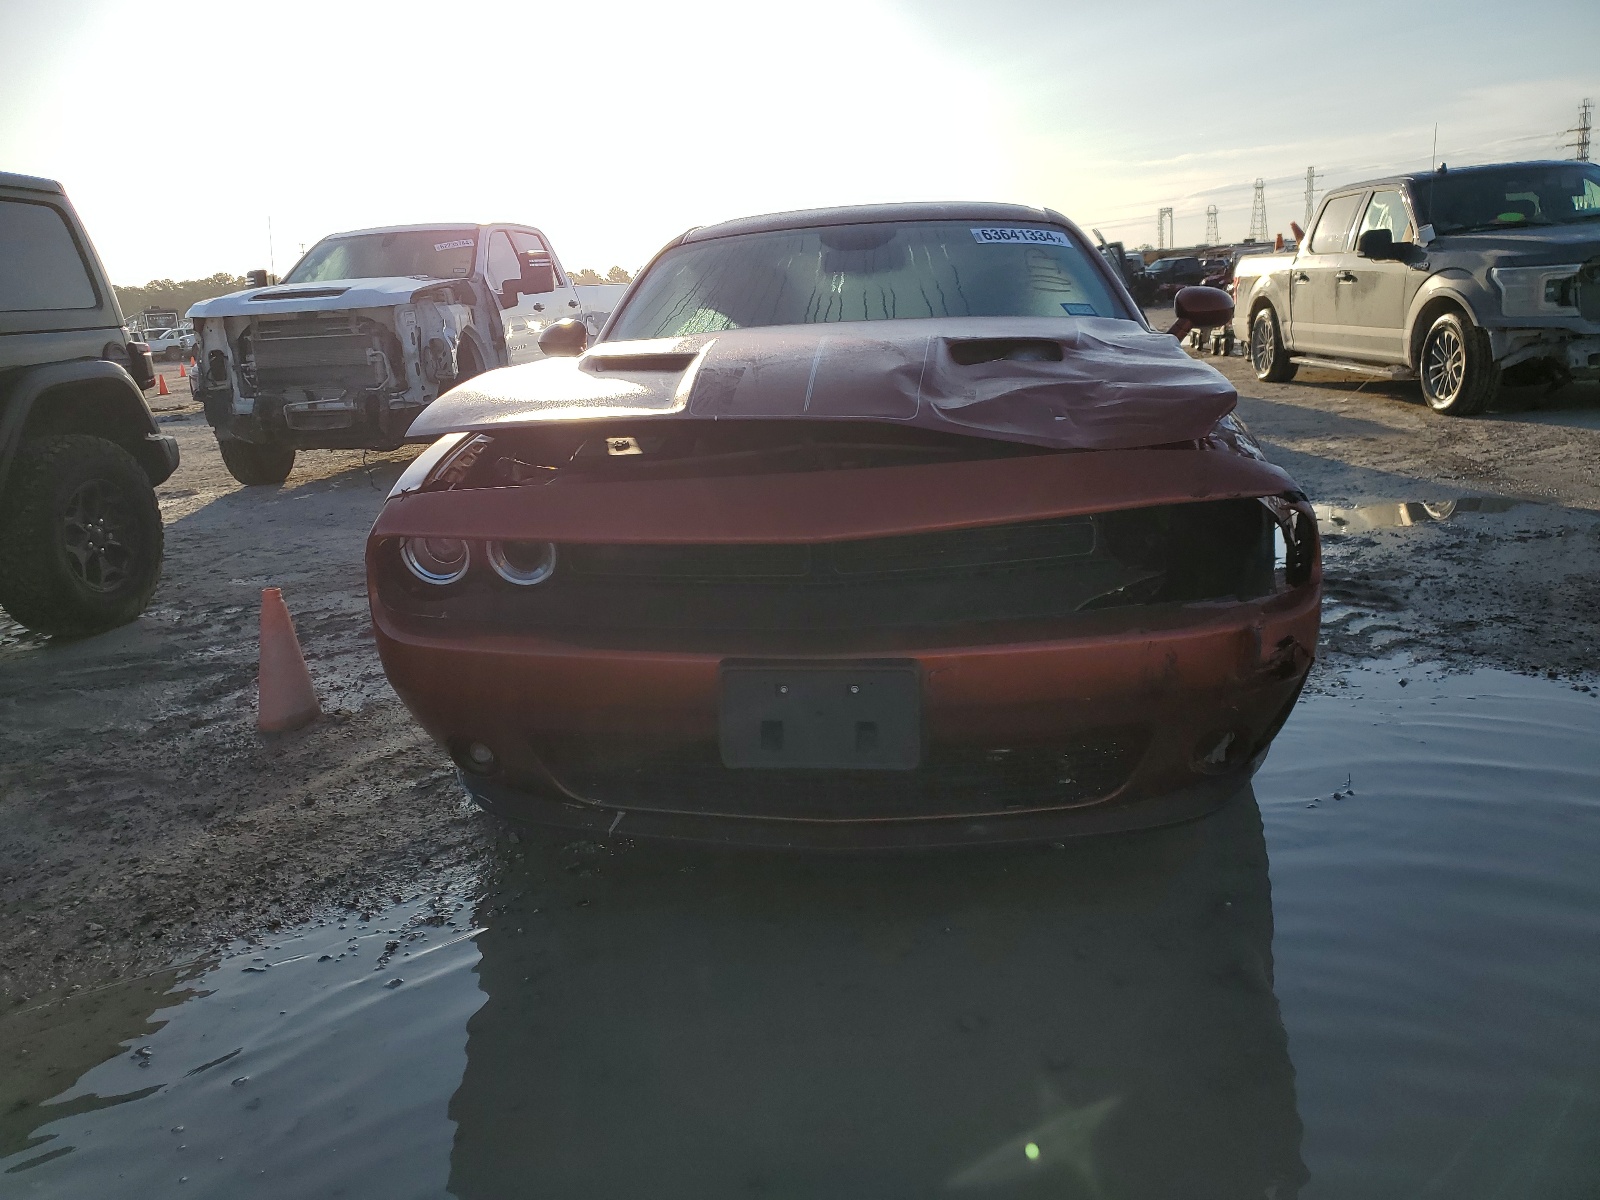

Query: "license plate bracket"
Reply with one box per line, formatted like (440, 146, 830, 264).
(719, 661, 921, 770)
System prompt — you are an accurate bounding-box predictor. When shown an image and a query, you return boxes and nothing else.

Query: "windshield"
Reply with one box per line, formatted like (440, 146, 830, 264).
(283, 229, 480, 284)
(1418, 164, 1600, 233)
(608, 220, 1126, 340)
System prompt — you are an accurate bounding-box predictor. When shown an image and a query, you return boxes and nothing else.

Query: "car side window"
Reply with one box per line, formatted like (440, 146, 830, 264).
(0, 199, 98, 311)
(1357, 189, 1414, 244)
(1308, 194, 1364, 256)
(486, 231, 520, 294)
(510, 231, 560, 288)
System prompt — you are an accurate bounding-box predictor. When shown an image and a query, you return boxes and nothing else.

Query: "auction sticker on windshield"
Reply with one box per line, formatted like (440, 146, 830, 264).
(971, 227, 1071, 246)
(434, 239, 475, 251)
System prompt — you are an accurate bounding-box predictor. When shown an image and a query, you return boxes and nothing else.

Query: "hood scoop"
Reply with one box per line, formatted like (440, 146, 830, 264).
(250, 287, 351, 301)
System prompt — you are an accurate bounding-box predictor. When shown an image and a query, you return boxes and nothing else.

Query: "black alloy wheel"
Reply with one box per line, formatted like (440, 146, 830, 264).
(0, 434, 164, 637)
(1419, 311, 1499, 416)
(1249, 307, 1297, 382)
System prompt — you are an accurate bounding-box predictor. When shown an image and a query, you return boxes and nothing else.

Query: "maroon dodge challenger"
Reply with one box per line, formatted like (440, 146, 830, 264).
(367, 203, 1321, 848)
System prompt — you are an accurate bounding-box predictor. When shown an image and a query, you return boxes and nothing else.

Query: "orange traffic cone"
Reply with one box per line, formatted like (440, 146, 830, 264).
(178, 363, 186, 378)
(157, 374, 169, 396)
(258, 587, 321, 732)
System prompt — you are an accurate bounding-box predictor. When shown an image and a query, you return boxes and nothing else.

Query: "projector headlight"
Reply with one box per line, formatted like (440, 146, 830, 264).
(400, 537, 471, 585)
(487, 540, 557, 586)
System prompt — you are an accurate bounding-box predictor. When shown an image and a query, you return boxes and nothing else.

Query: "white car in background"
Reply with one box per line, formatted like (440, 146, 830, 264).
(144, 326, 196, 360)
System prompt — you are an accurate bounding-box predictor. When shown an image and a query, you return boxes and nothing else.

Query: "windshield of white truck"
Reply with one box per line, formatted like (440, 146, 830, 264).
(607, 221, 1127, 340)
(1418, 164, 1600, 234)
(283, 230, 479, 284)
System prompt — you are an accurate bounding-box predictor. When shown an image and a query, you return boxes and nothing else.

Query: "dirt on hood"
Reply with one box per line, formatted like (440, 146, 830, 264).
(405, 317, 1237, 452)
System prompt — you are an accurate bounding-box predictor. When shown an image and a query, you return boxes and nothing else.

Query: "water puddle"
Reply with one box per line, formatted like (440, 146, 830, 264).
(3, 661, 1598, 1197)
(1315, 496, 1520, 534)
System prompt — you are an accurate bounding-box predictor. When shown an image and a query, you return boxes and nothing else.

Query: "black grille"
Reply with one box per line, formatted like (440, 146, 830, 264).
(563, 517, 1095, 582)
(380, 499, 1278, 635)
(533, 729, 1147, 819)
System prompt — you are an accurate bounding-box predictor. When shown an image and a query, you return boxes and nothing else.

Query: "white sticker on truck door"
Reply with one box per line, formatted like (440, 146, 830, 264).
(970, 227, 1070, 246)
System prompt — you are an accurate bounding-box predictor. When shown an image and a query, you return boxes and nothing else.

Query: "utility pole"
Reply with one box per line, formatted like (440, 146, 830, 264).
(1248, 179, 1268, 243)
(1157, 207, 1174, 250)
(1569, 98, 1594, 162)
(1204, 205, 1219, 245)
(1303, 166, 1322, 230)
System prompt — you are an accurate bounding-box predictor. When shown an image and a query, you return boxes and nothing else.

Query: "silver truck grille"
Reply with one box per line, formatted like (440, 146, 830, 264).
(252, 318, 385, 390)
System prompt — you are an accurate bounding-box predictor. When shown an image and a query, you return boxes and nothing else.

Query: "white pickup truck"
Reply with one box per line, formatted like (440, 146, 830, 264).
(188, 223, 627, 484)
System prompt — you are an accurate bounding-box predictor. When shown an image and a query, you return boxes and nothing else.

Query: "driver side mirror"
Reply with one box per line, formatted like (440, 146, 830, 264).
(1357, 228, 1396, 260)
(538, 318, 588, 358)
(1166, 286, 1233, 339)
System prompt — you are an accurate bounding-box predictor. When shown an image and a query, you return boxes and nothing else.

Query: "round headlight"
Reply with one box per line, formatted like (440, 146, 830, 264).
(400, 537, 471, 585)
(487, 540, 557, 586)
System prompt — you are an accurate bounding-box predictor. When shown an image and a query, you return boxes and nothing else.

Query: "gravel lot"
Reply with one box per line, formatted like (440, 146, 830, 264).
(2, 352, 1598, 1001)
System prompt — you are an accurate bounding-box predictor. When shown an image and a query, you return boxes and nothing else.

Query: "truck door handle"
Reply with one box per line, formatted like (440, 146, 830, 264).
(1292, 272, 1310, 283)
(1336, 271, 1357, 283)
(567, 299, 580, 308)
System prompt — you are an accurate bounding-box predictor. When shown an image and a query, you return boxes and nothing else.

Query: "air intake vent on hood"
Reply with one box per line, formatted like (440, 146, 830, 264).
(250, 287, 351, 301)
(583, 351, 699, 373)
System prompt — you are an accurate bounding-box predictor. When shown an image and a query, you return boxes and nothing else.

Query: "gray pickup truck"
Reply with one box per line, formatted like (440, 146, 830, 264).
(1233, 160, 1600, 414)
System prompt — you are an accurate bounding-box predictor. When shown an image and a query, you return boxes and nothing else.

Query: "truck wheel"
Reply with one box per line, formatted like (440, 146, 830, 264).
(1419, 311, 1499, 416)
(0, 435, 164, 637)
(218, 438, 296, 486)
(1249, 307, 1297, 382)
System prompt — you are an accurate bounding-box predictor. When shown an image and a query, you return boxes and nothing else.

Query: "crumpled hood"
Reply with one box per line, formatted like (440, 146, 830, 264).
(406, 317, 1237, 452)
(188, 276, 451, 319)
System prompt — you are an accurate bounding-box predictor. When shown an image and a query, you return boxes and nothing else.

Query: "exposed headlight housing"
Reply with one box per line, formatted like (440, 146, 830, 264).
(1490, 265, 1581, 317)
(400, 537, 471, 585)
(487, 540, 557, 586)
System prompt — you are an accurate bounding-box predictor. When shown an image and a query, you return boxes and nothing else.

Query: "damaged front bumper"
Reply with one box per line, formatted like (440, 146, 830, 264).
(365, 446, 1322, 848)
(191, 282, 484, 450)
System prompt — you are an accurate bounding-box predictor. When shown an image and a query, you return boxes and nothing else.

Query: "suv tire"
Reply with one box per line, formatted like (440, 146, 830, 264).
(1419, 311, 1499, 416)
(1249, 307, 1297, 382)
(0, 434, 164, 637)
(218, 438, 296, 486)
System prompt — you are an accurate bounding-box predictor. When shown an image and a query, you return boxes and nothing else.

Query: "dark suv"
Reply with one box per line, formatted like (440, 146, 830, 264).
(0, 172, 179, 636)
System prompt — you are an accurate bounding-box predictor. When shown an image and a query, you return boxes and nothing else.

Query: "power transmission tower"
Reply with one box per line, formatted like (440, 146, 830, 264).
(1570, 98, 1594, 161)
(1204, 205, 1219, 245)
(1157, 207, 1174, 250)
(1248, 179, 1268, 242)
(1303, 166, 1322, 230)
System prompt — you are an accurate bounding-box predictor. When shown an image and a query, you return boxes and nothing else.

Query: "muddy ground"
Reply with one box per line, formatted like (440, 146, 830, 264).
(2, 353, 1598, 1002)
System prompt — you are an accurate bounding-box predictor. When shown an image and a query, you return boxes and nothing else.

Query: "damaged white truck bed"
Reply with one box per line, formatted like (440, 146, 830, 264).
(188, 223, 626, 485)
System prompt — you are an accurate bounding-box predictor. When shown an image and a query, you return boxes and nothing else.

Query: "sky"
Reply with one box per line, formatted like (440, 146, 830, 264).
(2, 0, 1597, 285)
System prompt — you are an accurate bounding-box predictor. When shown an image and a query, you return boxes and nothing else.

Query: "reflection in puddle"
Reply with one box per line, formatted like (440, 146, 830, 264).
(1316, 496, 1519, 534)
(3, 663, 1598, 1198)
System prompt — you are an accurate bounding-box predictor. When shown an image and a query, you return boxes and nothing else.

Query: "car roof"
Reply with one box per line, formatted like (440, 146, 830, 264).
(0, 171, 65, 194)
(1327, 159, 1590, 197)
(320, 222, 481, 239)
(679, 201, 1065, 244)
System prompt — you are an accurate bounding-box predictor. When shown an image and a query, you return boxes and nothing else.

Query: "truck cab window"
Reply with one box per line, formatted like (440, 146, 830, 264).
(1308, 194, 1364, 255)
(487, 231, 521, 294)
(1358, 190, 1414, 243)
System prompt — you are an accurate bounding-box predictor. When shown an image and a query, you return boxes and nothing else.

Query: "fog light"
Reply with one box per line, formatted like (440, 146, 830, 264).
(466, 742, 496, 771)
(400, 537, 470, 585)
(487, 540, 557, 586)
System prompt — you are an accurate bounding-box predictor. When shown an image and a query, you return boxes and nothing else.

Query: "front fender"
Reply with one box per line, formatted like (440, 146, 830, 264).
(1403, 271, 1494, 367)
(0, 359, 177, 491)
